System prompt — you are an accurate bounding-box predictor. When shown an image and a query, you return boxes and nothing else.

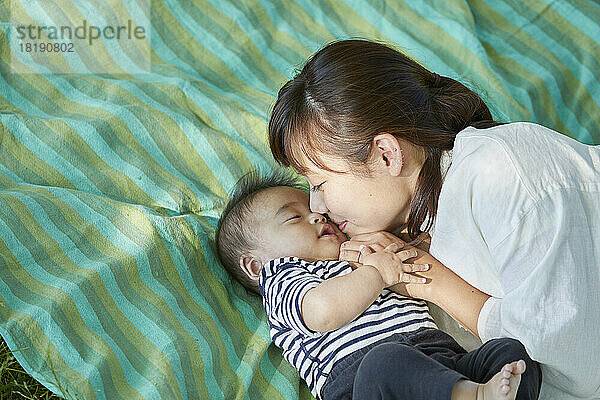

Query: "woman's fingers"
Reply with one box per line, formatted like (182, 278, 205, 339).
(341, 238, 404, 254)
(350, 243, 391, 263)
(341, 239, 392, 250)
(347, 231, 390, 241)
(339, 249, 358, 263)
(340, 240, 363, 252)
(340, 240, 413, 264)
(363, 243, 385, 253)
(340, 241, 367, 263)
(402, 274, 427, 284)
(384, 242, 405, 252)
(339, 244, 377, 263)
(345, 231, 406, 248)
(397, 249, 419, 260)
(356, 245, 376, 263)
(402, 263, 430, 273)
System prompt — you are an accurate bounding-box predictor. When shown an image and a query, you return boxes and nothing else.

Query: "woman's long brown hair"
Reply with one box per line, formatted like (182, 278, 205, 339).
(269, 39, 501, 240)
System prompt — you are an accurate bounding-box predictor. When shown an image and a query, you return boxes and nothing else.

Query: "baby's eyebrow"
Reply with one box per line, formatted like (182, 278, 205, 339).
(274, 201, 302, 217)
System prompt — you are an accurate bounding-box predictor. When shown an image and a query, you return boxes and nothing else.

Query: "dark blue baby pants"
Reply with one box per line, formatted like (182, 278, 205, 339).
(320, 328, 541, 400)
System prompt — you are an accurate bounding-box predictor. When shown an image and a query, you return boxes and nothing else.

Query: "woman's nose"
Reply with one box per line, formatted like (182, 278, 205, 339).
(309, 191, 328, 214)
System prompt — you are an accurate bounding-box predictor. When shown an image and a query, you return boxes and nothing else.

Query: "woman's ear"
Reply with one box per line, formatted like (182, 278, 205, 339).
(373, 133, 403, 176)
(239, 253, 263, 281)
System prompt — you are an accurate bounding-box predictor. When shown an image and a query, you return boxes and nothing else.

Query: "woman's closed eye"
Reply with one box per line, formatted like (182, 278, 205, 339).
(310, 182, 325, 193)
(285, 215, 301, 222)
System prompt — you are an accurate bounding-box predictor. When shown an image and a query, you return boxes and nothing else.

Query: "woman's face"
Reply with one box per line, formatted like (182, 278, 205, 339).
(302, 144, 421, 237)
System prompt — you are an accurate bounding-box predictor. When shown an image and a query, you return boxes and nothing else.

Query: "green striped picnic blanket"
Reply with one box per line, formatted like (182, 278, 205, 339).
(0, 0, 599, 398)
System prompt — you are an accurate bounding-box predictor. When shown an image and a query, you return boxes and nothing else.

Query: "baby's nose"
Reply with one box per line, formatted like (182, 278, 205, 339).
(309, 213, 326, 223)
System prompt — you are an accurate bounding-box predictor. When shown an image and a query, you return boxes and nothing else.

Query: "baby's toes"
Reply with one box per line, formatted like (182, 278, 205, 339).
(514, 360, 526, 375)
(500, 380, 511, 394)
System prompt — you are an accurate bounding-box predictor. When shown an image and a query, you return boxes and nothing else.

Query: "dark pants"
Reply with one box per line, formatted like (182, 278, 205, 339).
(320, 328, 541, 400)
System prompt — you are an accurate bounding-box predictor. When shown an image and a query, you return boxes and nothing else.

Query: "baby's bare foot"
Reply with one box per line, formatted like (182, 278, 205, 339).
(477, 360, 526, 400)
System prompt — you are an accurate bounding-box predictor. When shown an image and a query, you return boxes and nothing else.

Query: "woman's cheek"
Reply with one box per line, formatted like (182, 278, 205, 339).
(321, 190, 333, 213)
(324, 191, 350, 219)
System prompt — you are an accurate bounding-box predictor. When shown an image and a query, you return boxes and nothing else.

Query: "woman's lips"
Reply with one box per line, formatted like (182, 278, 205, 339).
(337, 221, 348, 233)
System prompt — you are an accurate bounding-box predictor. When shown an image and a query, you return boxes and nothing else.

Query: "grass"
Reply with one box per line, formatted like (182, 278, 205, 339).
(0, 337, 61, 400)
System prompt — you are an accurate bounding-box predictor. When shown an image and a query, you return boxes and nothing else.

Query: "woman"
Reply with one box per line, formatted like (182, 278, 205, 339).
(268, 39, 600, 399)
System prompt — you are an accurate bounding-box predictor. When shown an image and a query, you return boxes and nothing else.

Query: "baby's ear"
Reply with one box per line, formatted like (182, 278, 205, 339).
(239, 253, 262, 281)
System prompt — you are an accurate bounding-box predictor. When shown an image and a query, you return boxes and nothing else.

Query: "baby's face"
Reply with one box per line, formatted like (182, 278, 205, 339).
(252, 186, 347, 263)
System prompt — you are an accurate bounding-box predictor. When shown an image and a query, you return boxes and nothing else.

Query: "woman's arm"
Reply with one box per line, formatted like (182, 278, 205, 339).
(390, 247, 489, 339)
(302, 265, 385, 332)
(340, 231, 489, 338)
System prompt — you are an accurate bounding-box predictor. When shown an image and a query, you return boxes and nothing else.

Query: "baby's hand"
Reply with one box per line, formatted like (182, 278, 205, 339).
(360, 243, 429, 287)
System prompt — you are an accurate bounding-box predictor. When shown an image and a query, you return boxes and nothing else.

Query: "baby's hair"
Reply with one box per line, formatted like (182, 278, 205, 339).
(215, 168, 308, 295)
(269, 39, 502, 241)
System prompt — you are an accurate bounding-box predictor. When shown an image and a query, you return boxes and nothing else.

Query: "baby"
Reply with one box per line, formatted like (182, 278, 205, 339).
(215, 170, 540, 400)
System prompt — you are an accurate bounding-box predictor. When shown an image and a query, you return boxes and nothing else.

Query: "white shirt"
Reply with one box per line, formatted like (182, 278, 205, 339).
(429, 122, 600, 400)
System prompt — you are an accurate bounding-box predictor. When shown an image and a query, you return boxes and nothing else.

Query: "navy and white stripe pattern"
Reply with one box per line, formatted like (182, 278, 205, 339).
(259, 257, 437, 399)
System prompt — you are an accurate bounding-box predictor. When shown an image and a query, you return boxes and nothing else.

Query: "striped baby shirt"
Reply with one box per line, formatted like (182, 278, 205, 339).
(259, 257, 437, 400)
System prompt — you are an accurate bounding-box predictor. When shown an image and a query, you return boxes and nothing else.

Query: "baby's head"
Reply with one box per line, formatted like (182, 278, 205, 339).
(216, 170, 347, 295)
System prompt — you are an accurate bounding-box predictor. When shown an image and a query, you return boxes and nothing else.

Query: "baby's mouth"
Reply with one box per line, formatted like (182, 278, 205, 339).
(319, 223, 337, 238)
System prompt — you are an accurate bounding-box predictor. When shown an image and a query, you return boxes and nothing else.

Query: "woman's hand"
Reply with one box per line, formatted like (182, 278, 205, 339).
(339, 232, 488, 337)
(339, 231, 436, 299)
(339, 231, 432, 264)
(360, 243, 430, 287)
(339, 231, 406, 264)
